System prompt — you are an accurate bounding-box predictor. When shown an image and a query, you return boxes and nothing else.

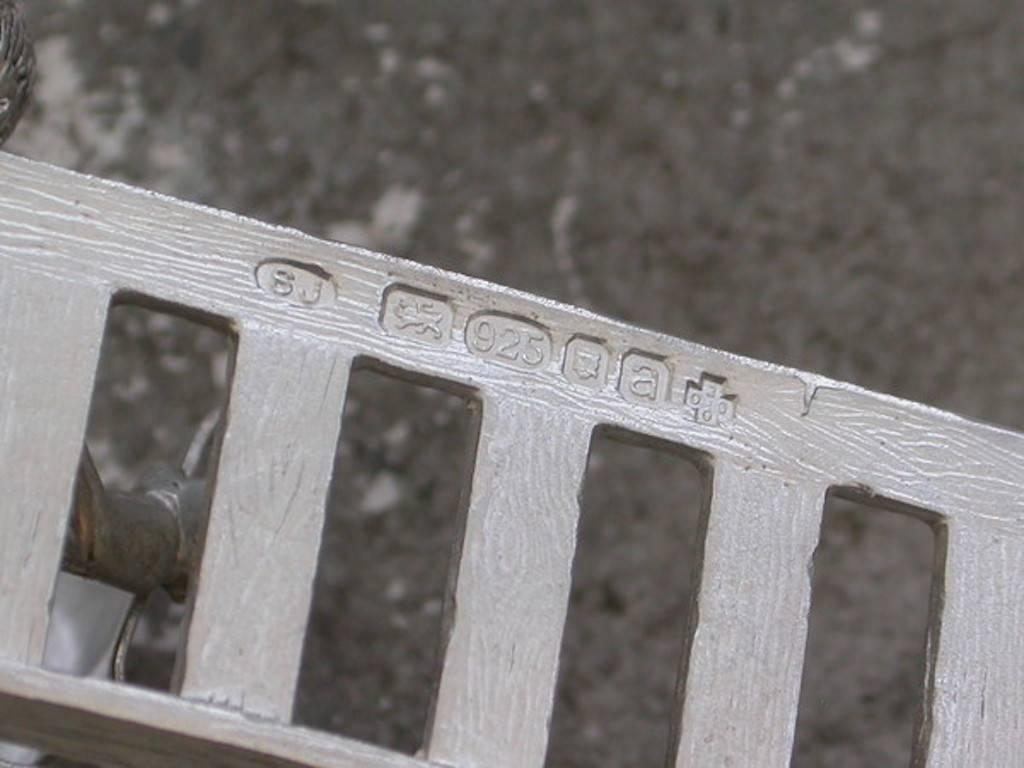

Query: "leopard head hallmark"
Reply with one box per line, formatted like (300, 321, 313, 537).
(0, 0, 35, 147)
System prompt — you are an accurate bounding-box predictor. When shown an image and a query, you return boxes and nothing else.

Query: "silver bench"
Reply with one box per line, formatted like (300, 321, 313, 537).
(0, 152, 1020, 767)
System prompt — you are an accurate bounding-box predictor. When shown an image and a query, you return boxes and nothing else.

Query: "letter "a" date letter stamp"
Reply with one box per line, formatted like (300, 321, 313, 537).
(619, 352, 671, 405)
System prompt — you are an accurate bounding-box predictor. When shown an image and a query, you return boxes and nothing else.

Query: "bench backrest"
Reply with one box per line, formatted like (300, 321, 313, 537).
(0, 152, 1019, 768)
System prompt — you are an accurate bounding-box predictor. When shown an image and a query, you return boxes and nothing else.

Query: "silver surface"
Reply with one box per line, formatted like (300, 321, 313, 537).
(0, 151, 1022, 766)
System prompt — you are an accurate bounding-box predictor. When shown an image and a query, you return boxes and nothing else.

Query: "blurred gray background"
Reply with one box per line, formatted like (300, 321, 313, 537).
(8, 1, 1022, 766)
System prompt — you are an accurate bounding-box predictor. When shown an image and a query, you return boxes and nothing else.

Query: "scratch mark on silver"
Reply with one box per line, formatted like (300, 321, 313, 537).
(795, 372, 842, 417)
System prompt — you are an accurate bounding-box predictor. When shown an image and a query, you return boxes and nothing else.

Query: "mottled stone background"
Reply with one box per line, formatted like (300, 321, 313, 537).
(7, 1, 1023, 766)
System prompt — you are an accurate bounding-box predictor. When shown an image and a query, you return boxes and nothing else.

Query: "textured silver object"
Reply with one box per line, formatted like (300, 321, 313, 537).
(0, 13, 130, 768)
(0, 150, 1022, 767)
(0, 1, 33, 147)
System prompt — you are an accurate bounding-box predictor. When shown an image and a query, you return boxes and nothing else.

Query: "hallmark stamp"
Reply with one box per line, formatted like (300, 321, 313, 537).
(466, 313, 553, 371)
(256, 260, 336, 308)
(563, 336, 610, 390)
(380, 286, 454, 345)
(619, 353, 671, 404)
(685, 374, 736, 426)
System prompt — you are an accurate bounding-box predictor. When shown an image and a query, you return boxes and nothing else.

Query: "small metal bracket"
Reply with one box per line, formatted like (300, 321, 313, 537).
(65, 449, 207, 602)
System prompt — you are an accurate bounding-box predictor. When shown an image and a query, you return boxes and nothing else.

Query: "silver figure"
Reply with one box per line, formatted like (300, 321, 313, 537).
(0, 0, 34, 146)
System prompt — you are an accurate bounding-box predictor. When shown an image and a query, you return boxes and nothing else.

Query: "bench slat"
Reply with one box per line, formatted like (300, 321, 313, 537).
(176, 327, 352, 721)
(426, 399, 591, 768)
(0, 266, 107, 666)
(919, 521, 1024, 768)
(672, 462, 826, 768)
(0, 662, 424, 768)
